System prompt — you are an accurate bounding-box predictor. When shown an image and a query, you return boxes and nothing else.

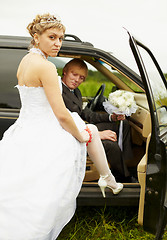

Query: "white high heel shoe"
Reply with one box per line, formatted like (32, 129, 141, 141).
(98, 174, 123, 198)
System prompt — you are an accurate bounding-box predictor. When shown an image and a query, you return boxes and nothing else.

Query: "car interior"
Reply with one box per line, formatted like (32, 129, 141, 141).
(63, 54, 152, 224)
(52, 54, 152, 215)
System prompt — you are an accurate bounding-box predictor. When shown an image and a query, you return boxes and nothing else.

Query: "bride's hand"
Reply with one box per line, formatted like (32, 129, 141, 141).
(79, 129, 90, 143)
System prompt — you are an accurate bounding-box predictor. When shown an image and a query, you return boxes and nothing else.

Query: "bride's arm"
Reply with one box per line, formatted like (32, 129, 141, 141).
(38, 61, 88, 143)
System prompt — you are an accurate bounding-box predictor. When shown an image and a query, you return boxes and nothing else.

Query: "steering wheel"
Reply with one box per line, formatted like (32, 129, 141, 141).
(87, 84, 106, 111)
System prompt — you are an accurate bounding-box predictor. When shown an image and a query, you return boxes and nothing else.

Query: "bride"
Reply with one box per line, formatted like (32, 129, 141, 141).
(0, 13, 123, 240)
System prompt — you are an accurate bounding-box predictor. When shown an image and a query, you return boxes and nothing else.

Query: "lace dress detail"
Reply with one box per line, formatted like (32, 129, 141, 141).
(0, 82, 86, 240)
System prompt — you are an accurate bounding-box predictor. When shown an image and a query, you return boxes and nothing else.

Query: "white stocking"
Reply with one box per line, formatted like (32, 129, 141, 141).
(86, 124, 118, 188)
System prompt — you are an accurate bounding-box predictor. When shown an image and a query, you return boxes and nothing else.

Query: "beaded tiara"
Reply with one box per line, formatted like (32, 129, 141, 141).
(39, 15, 61, 24)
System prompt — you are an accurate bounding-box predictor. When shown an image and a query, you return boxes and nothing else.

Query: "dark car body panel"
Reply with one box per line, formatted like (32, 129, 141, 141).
(128, 32, 167, 238)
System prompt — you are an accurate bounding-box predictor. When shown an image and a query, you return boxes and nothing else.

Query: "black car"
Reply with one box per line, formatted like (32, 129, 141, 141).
(0, 32, 167, 239)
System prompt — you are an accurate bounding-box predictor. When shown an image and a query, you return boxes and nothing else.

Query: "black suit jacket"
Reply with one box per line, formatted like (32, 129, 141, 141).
(62, 83, 132, 179)
(62, 84, 83, 115)
(62, 84, 110, 124)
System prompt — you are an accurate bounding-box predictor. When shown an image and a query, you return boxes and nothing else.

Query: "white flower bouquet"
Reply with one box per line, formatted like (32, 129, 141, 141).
(103, 90, 138, 151)
(103, 90, 138, 117)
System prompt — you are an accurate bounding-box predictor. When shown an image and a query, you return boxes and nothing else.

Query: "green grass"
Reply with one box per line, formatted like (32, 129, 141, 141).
(78, 79, 143, 99)
(78, 80, 115, 98)
(57, 206, 167, 239)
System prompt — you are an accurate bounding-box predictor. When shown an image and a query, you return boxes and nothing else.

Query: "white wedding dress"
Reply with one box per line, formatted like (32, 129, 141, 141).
(0, 79, 87, 240)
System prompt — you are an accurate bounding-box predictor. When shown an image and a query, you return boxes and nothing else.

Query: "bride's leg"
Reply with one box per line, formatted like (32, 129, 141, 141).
(86, 124, 123, 197)
(86, 124, 118, 189)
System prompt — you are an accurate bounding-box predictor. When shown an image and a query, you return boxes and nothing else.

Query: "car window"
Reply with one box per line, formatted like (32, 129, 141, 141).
(138, 46, 167, 132)
(0, 48, 25, 109)
(48, 56, 70, 77)
(49, 56, 112, 97)
(49, 56, 144, 98)
(98, 60, 144, 93)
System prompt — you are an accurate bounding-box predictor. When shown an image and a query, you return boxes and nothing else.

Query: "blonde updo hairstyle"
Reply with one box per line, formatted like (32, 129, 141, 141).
(27, 13, 66, 46)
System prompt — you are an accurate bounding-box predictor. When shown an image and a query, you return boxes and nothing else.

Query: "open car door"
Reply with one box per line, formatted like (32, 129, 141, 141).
(128, 31, 167, 239)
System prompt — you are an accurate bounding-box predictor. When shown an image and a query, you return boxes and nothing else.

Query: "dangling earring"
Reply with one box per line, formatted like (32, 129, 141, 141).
(35, 42, 39, 48)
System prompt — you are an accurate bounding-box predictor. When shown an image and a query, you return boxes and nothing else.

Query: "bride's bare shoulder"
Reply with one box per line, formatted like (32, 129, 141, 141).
(38, 58, 57, 72)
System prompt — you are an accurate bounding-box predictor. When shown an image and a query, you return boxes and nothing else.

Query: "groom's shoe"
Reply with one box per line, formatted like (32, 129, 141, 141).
(124, 176, 138, 183)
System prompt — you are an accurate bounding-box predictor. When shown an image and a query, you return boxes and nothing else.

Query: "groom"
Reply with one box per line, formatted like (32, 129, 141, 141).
(61, 58, 136, 183)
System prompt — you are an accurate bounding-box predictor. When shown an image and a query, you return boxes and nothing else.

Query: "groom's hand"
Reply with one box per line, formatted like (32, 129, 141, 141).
(111, 113, 125, 121)
(99, 130, 117, 142)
